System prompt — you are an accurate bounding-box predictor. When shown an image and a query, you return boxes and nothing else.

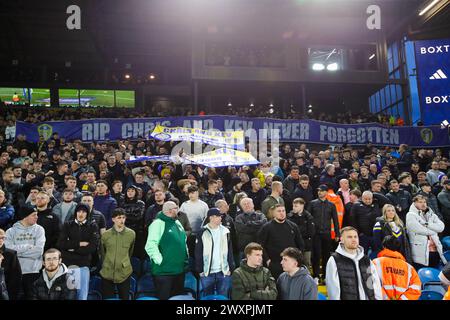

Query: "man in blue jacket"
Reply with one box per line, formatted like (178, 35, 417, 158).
(94, 180, 117, 229)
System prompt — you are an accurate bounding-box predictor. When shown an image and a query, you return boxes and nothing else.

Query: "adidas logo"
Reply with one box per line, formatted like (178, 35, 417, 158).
(429, 69, 447, 80)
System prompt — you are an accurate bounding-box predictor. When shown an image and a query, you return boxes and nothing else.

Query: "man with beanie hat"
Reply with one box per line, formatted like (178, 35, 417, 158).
(195, 208, 234, 297)
(5, 206, 45, 299)
(57, 203, 99, 267)
(439, 263, 450, 300)
(146, 201, 188, 300)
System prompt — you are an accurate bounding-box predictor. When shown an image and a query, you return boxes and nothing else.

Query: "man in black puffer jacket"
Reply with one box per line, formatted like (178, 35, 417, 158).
(32, 248, 77, 300)
(291, 175, 315, 206)
(288, 198, 315, 268)
(307, 185, 340, 281)
(123, 186, 146, 259)
(57, 203, 99, 268)
(349, 191, 382, 254)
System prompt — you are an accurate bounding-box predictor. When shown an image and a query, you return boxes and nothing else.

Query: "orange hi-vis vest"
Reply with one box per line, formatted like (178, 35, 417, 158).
(326, 190, 344, 239)
(444, 287, 450, 300)
(372, 249, 422, 300)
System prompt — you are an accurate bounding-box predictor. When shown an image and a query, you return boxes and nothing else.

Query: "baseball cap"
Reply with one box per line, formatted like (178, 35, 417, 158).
(207, 208, 222, 218)
(317, 184, 328, 191)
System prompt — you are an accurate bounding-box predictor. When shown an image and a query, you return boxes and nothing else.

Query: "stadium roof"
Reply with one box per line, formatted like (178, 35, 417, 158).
(1, 0, 449, 69)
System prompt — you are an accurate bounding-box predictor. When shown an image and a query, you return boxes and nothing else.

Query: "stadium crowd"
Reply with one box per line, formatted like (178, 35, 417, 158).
(0, 111, 449, 300)
(0, 105, 405, 132)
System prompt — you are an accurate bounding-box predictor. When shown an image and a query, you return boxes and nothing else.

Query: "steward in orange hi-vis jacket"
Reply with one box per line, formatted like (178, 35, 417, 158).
(372, 236, 421, 300)
(326, 189, 344, 240)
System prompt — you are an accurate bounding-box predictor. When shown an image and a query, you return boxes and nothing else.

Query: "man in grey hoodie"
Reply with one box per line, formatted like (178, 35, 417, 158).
(326, 226, 382, 300)
(5, 206, 46, 299)
(277, 247, 317, 300)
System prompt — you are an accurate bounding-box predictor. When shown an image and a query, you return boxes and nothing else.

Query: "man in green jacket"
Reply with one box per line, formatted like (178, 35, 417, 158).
(100, 208, 135, 300)
(145, 201, 188, 300)
(231, 242, 277, 300)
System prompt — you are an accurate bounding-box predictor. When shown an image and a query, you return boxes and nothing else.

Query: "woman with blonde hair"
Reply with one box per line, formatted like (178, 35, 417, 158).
(373, 204, 411, 263)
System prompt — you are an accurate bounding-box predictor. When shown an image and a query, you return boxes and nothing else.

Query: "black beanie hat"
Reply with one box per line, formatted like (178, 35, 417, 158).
(74, 203, 90, 215)
(17, 206, 37, 220)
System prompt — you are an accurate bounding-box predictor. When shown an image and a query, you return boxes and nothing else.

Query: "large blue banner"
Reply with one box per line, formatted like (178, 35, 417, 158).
(15, 116, 450, 147)
(414, 38, 450, 125)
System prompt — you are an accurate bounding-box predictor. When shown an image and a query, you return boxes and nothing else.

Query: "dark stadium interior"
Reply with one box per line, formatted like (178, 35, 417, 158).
(1, 0, 450, 304)
(1, 0, 449, 119)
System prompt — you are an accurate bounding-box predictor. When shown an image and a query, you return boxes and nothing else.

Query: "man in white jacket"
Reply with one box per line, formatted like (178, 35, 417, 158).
(406, 195, 447, 270)
(5, 206, 46, 300)
(326, 226, 382, 300)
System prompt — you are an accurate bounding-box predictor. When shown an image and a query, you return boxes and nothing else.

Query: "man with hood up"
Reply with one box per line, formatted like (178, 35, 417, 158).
(5, 206, 45, 299)
(57, 203, 99, 268)
(31, 248, 76, 300)
(326, 226, 382, 300)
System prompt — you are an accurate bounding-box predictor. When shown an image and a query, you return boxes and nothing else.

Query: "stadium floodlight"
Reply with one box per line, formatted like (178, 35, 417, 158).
(149, 74, 156, 80)
(441, 119, 449, 129)
(327, 63, 339, 71)
(269, 108, 274, 114)
(419, 0, 440, 16)
(227, 102, 232, 107)
(369, 54, 375, 60)
(250, 103, 254, 107)
(124, 74, 131, 79)
(312, 63, 325, 71)
(269, 103, 274, 107)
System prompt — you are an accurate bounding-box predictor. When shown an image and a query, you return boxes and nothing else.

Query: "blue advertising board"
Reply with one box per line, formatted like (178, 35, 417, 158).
(414, 38, 450, 125)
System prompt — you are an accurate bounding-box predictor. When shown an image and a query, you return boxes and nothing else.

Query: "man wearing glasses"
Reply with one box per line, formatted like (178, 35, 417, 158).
(145, 201, 188, 300)
(31, 248, 76, 300)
